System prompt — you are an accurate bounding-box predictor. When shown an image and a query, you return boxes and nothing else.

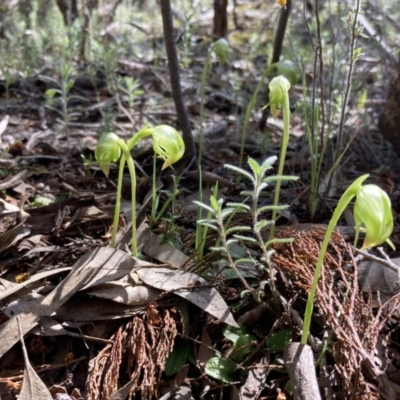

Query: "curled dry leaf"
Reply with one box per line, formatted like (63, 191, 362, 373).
(137, 267, 239, 328)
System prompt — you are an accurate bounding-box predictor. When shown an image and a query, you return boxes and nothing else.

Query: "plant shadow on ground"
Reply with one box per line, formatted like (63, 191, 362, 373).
(1, 1, 400, 399)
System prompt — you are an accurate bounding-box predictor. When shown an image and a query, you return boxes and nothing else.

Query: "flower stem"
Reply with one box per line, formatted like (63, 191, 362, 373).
(300, 174, 368, 344)
(110, 154, 126, 247)
(117, 140, 138, 257)
(269, 88, 290, 241)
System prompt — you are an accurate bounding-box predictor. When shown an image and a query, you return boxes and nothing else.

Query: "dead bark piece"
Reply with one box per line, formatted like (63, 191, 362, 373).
(159, 0, 197, 167)
(284, 343, 321, 400)
(55, 0, 79, 26)
(213, 0, 228, 38)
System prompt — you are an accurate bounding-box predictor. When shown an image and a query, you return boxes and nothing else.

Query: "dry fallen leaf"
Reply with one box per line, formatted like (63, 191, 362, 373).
(0, 247, 146, 358)
(137, 267, 239, 327)
(17, 316, 53, 400)
(83, 280, 161, 305)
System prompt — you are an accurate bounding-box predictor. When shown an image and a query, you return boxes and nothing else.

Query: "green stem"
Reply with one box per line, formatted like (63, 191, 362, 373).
(110, 154, 126, 247)
(269, 91, 290, 241)
(117, 140, 138, 257)
(198, 50, 212, 167)
(110, 128, 153, 253)
(300, 174, 368, 344)
(238, 64, 275, 176)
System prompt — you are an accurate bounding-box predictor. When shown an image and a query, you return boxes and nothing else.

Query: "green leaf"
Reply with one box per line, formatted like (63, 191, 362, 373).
(232, 333, 256, 361)
(227, 242, 248, 258)
(247, 157, 261, 178)
(210, 196, 221, 212)
(205, 356, 236, 383)
(44, 88, 59, 98)
(192, 201, 215, 214)
(225, 202, 251, 212)
(164, 340, 191, 377)
(261, 155, 277, 168)
(232, 235, 258, 244)
(254, 220, 268, 232)
(225, 226, 252, 235)
(196, 221, 219, 231)
(226, 238, 238, 247)
(265, 237, 294, 247)
(263, 175, 299, 183)
(33, 196, 53, 206)
(266, 329, 292, 351)
(224, 164, 254, 182)
(223, 325, 248, 343)
(220, 208, 235, 220)
(65, 80, 74, 92)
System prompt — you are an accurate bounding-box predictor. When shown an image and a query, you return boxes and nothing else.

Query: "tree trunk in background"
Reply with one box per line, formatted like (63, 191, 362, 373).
(378, 60, 400, 156)
(55, 0, 79, 26)
(213, 0, 228, 38)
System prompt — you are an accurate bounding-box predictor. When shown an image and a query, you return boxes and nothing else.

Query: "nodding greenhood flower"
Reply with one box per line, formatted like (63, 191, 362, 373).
(151, 125, 185, 169)
(354, 184, 394, 249)
(95, 132, 122, 176)
(212, 38, 229, 64)
(268, 76, 291, 118)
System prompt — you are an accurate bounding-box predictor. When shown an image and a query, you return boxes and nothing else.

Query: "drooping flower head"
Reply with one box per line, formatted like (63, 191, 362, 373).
(354, 184, 394, 249)
(151, 125, 185, 169)
(95, 132, 122, 176)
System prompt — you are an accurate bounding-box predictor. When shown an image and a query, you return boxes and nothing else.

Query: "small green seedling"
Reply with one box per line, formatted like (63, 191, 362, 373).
(95, 125, 185, 256)
(301, 175, 394, 345)
(44, 64, 86, 144)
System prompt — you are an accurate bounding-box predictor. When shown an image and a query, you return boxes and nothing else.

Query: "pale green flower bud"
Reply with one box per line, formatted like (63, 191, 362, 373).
(151, 125, 185, 169)
(268, 76, 291, 118)
(354, 184, 393, 249)
(212, 38, 229, 64)
(95, 132, 122, 176)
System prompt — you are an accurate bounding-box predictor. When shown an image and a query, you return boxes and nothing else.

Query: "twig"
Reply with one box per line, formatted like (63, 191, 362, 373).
(284, 343, 322, 400)
(0, 170, 27, 190)
(159, 0, 197, 166)
(353, 247, 400, 274)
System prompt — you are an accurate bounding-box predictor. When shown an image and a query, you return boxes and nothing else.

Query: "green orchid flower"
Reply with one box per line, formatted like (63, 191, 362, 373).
(268, 76, 291, 118)
(354, 184, 394, 249)
(212, 38, 229, 65)
(95, 125, 185, 256)
(95, 132, 122, 176)
(151, 125, 185, 169)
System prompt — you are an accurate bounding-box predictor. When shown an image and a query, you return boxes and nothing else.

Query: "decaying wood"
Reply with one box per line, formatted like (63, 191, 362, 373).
(284, 343, 322, 400)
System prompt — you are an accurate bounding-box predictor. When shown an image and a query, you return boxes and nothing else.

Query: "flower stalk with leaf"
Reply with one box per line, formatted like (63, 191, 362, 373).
(95, 125, 185, 256)
(301, 175, 394, 345)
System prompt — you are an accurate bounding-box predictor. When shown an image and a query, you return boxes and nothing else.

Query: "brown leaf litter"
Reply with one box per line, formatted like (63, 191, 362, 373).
(86, 307, 179, 400)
